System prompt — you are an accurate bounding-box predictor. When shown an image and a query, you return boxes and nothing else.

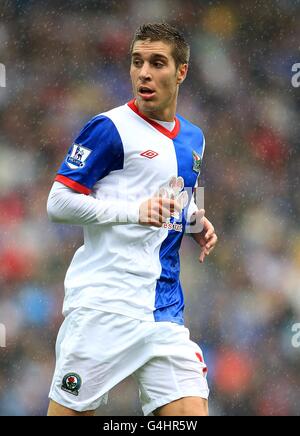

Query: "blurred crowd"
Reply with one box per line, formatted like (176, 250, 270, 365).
(0, 0, 299, 416)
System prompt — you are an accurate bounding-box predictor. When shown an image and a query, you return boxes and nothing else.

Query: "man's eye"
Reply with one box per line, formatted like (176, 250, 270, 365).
(133, 60, 142, 67)
(154, 62, 164, 68)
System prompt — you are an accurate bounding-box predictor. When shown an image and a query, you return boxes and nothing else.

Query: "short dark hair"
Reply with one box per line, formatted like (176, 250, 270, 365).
(130, 23, 190, 69)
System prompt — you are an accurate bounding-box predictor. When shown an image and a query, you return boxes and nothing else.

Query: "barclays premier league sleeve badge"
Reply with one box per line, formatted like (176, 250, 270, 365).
(66, 144, 92, 170)
(192, 150, 202, 174)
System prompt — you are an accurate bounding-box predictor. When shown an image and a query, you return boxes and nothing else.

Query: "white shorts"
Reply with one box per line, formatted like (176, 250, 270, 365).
(49, 307, 209, 415)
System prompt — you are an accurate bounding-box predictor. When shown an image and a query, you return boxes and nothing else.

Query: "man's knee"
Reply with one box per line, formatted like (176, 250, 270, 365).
(47, 399, 95, 416)
(154, 396, 208, 416)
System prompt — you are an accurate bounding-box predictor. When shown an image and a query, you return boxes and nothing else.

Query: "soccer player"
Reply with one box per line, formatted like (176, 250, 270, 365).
(47, 23, 218, 417)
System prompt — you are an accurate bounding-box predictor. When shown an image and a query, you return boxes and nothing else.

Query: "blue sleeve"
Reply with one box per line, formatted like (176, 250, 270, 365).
(55, 115, 124, 194)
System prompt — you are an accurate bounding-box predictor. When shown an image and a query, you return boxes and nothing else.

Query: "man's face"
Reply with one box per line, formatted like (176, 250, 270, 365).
(130, 39, 187, 120)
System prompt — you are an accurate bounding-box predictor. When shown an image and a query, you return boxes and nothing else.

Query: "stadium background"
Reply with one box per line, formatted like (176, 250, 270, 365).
(0, 0, 299, 416)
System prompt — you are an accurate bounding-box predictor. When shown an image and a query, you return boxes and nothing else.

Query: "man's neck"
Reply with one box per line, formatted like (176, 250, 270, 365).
(134, 100, 176, 122)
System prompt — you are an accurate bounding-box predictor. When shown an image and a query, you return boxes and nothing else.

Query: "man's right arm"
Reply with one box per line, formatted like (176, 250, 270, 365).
(47, 181, 181, 227)
(47, 181, 140, 225)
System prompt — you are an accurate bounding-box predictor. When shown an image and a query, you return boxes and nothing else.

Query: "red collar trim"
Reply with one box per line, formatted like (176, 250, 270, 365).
(127, 99, 180, 139)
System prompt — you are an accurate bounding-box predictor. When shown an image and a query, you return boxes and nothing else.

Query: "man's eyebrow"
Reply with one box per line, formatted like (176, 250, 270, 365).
(131, 52, 169, 61)
(151, 54, 168, 61)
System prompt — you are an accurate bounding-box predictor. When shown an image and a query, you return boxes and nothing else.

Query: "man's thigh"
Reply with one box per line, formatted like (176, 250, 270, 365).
(154, 396, 209, 416)
(48, 308, 146, 413)
(47, 399, 95, 416)
(134, 331, 209, 416)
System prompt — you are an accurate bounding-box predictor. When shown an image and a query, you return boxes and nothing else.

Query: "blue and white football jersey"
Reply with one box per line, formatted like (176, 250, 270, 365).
(55, 100, 206, 324)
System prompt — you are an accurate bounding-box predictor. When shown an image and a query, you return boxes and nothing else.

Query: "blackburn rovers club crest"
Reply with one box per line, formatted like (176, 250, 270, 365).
(66, 144, 92, 170)
(61, 373, 82, 396)
(192, 150, 202, 173)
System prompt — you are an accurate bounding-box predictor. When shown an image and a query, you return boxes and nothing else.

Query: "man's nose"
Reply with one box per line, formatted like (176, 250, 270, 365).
(139, 62, 151, 81)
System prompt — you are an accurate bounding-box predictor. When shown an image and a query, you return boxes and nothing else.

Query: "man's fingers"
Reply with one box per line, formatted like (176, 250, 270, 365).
(140, 193, 187, 228)
(205, 234, 218, 250)
(147, 204, 182, 225)
(160, 198, 182, 214)
(204, 225, 215, 241)
(199, 237, 218, 262)
(154, 199, 181, 216)
(199, 235, 217, 262)
(152, 197, 179, 209)
(199, 249, 208, 263)
(160, 206, 178, 221)
(199, 247, 210, 263)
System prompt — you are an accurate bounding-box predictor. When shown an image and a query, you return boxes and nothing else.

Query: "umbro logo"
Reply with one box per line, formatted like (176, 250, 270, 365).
(140, 150, 159, 159)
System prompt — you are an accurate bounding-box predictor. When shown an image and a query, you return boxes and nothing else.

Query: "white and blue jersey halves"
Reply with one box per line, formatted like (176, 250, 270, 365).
(55, 100, 206, 325)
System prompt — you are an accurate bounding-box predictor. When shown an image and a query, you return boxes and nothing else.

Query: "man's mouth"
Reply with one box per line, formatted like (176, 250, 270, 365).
(138, 86, 156, 100)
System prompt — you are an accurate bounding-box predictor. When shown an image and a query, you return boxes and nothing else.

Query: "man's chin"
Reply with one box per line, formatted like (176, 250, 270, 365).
(136, 97, 157, 113)
(137, 95, 155, 103)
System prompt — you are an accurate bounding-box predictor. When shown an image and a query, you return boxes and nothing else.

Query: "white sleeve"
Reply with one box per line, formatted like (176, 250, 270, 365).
(47, 182, 140, 225)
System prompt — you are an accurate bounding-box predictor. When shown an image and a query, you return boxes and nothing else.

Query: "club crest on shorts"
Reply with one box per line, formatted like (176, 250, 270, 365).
(61, 373, 82, 396)
(192, 150, 202, 173)
(66, 144, 92, 169)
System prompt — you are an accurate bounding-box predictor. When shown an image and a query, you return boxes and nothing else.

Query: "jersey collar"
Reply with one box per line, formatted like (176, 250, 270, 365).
(127, 99, 180, 139)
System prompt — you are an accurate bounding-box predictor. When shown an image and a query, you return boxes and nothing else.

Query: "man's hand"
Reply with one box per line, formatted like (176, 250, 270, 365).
(139, 196, 182, 227)
(191, 209, 218, 263)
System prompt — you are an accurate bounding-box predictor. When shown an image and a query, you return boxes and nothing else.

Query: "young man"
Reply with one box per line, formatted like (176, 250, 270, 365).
(47, 23, 218, 417)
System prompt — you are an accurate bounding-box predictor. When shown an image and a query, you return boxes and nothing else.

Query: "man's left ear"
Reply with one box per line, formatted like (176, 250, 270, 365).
(177, 64, 188, 84)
